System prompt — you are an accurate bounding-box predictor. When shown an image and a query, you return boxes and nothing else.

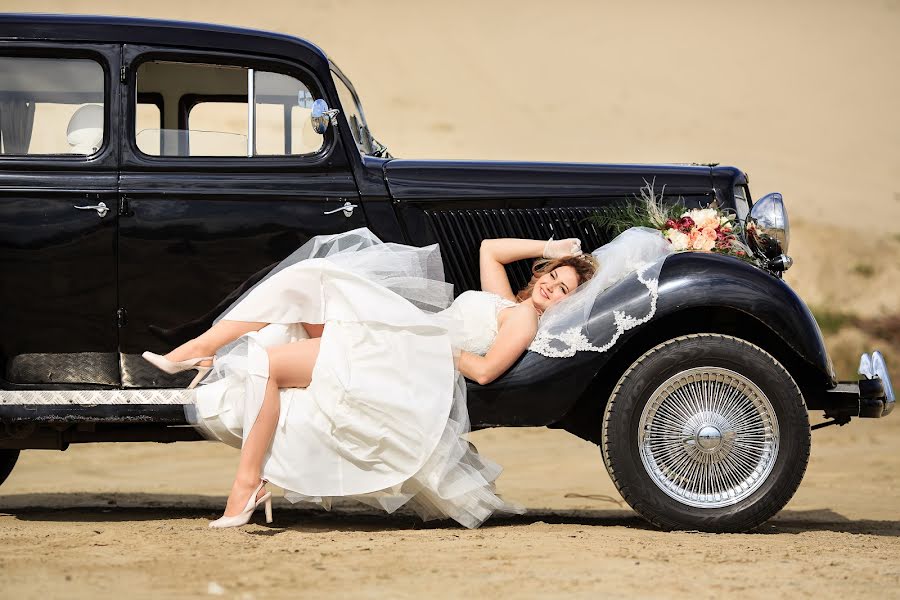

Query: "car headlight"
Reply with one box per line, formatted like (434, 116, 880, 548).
(746, 192, 790, 260)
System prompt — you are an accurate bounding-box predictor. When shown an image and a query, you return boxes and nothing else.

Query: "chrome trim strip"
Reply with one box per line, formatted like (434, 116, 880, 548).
(247, 68, 255, 157)
(0, 389, 194, 405)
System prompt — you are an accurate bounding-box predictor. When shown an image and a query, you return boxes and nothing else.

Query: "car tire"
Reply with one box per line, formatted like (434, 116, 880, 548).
(601, 333, 810, 533)
(0, 449, 20, 488)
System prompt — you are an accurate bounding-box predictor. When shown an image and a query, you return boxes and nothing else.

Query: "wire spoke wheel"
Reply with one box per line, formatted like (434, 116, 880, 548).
(603, 335, 809, 532)
(638, 366, 779, 509)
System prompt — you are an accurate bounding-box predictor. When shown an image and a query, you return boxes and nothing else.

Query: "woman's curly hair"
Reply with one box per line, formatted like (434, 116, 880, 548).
(515, 254, 599, 302)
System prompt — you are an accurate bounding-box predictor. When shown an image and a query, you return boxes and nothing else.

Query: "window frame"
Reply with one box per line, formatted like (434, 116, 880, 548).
(177, 93, 246, 158)
(125, 49, 334, 166)
(329, 61, 375, 156)
(134, 91, 164, 156)
(0, 43, 116, 165)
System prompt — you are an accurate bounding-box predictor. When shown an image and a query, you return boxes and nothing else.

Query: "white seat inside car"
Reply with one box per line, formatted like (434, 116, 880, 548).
(66, 104, 103, 154)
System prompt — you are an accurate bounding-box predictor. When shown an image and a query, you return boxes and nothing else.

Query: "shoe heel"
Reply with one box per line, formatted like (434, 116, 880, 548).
(187, 366, 212, 389)
(264, 497, 273, 524)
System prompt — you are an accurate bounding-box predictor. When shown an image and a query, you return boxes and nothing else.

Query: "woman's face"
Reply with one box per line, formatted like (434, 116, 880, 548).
(531, 265, 580, 312)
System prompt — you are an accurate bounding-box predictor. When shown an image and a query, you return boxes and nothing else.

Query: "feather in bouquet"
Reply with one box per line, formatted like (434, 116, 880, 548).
(587, 179, 756, 262)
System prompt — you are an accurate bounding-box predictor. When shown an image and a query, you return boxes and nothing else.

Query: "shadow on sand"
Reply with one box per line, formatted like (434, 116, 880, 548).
(0, 493, 897, 537)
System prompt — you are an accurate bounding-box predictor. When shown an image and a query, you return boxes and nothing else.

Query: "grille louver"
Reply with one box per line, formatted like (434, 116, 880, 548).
(424, 207, 610, 293)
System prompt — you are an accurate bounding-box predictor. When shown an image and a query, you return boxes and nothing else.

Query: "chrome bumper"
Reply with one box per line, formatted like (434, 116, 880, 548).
(858, 351, 895, 417)
(823, 350, 895, 421)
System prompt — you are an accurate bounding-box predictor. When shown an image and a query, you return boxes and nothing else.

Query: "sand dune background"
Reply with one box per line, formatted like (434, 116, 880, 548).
(1, 1, 898, 598)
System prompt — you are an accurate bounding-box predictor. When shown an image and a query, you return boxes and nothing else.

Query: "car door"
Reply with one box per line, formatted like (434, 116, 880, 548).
(117, 45, 367, 387)
(0, 44, 121, 386)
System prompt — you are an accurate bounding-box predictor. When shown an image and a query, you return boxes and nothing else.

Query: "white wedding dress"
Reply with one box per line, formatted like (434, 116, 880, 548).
(188, 229, 524, 529)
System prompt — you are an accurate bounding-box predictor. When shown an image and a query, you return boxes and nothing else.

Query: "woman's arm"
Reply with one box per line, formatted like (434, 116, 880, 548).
(457, 308, 538, 385)
(479, 238, 547, 301)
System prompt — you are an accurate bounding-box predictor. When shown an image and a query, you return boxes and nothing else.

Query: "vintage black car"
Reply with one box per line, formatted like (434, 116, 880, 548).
(0, 14, 894, 533)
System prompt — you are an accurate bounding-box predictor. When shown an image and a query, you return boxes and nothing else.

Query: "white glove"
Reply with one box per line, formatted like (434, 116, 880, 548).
(542, 236, 583, 259)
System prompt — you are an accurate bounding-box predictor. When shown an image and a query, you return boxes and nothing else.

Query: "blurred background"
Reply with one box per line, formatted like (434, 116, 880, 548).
(6, 0, 899, 377)
(1, 3, 898, 596)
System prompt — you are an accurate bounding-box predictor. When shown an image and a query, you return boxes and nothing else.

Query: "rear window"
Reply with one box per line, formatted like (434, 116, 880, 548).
(0, 57, 105, 156)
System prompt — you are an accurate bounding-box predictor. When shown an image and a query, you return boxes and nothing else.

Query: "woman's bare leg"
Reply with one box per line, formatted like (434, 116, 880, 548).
(300, 322, 325, 339)
(164, 319, 268, 366)
(221, 338, 321, 517)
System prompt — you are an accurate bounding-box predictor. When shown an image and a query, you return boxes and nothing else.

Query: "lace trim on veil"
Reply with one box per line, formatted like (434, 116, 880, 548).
(527, 227, 673, 359)
(528, 263, 661, 358)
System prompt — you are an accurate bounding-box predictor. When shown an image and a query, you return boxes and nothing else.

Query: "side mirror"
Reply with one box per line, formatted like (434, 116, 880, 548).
(310, 98, 340, 134)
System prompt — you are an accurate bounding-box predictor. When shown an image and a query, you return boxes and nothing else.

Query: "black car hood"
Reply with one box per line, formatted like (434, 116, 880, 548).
(383, 159, 720, 200)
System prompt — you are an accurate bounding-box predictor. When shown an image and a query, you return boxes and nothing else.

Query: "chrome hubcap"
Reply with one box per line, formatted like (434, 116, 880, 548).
(638, 367, 779, 509)
(695, 425, 723, 451)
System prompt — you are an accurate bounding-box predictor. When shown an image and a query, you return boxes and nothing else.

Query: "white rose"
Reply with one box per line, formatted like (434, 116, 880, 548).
(665, 228, 689, 251)
(688, 208, 720, 230)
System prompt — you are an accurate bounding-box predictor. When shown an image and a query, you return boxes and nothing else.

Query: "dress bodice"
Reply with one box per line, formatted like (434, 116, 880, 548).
(438, 290, 518, 356)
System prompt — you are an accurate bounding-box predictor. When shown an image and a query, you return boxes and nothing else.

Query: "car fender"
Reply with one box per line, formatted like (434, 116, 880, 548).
(467, 252, 833, 429)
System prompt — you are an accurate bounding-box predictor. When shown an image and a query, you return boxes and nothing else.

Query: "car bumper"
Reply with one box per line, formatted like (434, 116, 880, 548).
(824, 351, 895, 420)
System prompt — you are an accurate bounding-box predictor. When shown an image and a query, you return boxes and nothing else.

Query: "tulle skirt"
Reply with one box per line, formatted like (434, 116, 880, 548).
(187, 228, 523, 528)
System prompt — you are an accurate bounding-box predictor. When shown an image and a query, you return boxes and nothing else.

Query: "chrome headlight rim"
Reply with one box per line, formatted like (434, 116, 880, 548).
(746, 192, 790, 259)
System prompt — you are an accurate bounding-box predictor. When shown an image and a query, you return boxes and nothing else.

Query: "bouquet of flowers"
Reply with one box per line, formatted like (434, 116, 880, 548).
(587, 179, 755, 262)
(662, 208, 743, 254)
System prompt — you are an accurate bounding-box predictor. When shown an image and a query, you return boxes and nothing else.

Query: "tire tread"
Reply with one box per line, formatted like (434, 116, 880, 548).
(601, 333, 811, 533)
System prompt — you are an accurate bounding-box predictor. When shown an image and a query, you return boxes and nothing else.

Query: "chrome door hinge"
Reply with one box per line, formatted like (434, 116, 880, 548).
(118, 196, 132, 217)
(117, 308, 128, 328)
(120, 65, 127, 84)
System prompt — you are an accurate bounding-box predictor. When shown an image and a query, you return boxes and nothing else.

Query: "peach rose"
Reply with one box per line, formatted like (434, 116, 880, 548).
(691, 227, 718, 251)
(684, 208, 720, 231)
(686, 228, 707, 251)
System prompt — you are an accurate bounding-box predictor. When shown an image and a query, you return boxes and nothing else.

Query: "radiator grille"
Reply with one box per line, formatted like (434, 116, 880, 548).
(424, 207, 610, 293)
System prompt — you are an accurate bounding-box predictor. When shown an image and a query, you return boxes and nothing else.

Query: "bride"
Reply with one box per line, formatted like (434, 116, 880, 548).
(142, 229, 597, 529)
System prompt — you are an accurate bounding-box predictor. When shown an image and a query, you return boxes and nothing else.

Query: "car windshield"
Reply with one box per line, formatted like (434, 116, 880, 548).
(329, 61, 389, 158)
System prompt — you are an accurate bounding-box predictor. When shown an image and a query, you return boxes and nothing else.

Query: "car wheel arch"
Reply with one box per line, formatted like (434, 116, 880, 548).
(555, 304, 827, 445)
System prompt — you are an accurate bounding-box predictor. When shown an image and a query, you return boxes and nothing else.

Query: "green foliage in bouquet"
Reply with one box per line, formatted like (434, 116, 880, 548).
(585, 179, 758, 264)
(586, 180, 686, 236)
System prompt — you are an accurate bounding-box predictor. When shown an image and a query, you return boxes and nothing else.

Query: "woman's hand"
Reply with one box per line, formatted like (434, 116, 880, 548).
(478, 236, 584, 301)
(542, 237, 583, 259)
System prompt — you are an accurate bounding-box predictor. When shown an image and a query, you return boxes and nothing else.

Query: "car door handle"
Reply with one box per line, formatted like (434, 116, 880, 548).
(323, 201, 357, 217)
(73, 201, 109, 218)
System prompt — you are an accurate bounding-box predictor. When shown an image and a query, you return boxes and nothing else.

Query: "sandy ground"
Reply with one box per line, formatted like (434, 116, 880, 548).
(1, 418, 899, 599)
(1, 0, 899, 598)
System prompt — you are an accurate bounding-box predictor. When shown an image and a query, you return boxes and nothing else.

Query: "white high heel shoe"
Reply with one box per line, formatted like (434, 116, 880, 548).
(141, 351, 214, 389)
(209, 480, 273, 529)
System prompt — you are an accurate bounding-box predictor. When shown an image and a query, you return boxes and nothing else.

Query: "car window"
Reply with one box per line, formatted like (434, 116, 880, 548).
(186, 101, 248, 156)
(330, 68, 374, 155)
(0, 57, 105, 156)
(134, 96, 163, 156)
(133, 60, 323, 158)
